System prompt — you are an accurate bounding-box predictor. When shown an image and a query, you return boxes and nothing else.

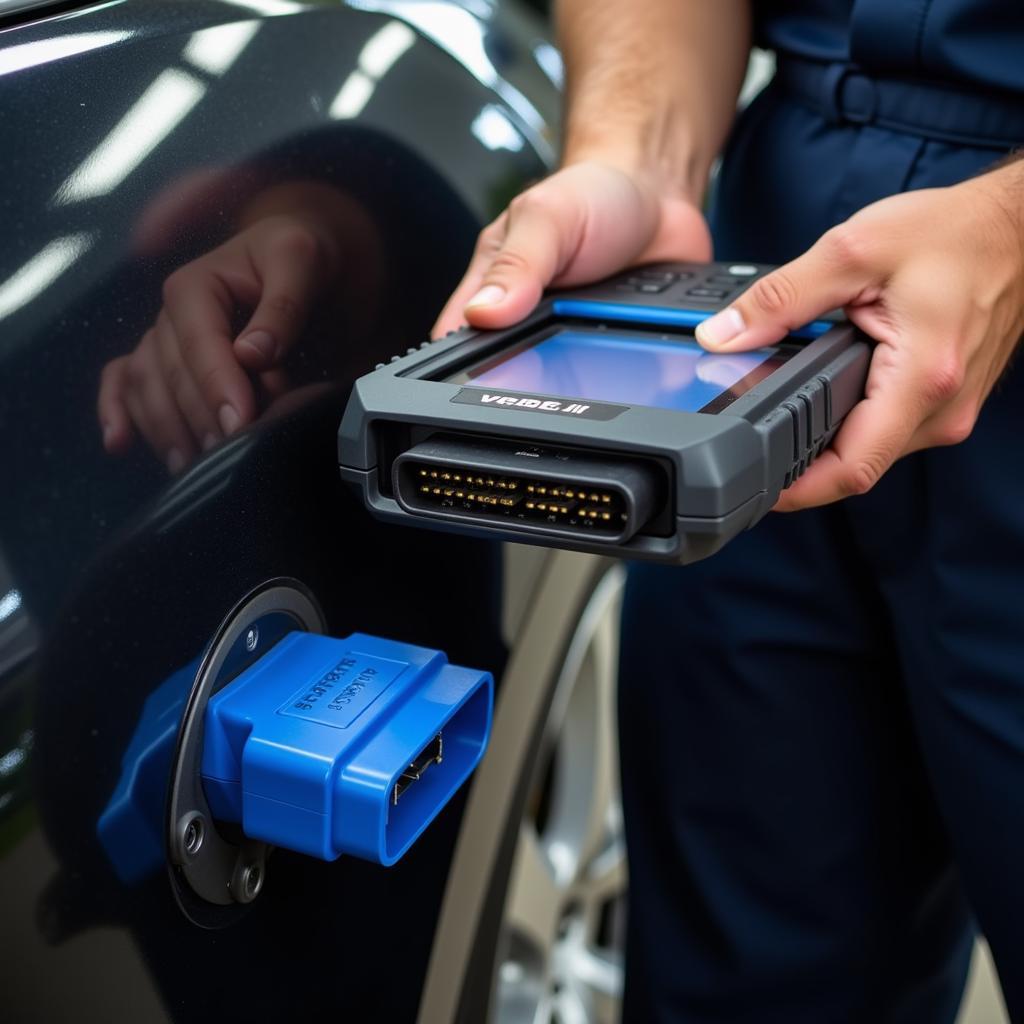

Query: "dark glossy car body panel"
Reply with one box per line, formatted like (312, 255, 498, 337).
(0, 1, 556, 1018)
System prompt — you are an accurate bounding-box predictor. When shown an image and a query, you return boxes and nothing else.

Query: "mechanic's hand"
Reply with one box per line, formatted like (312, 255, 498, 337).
(433, 160, 711, 336)
(696, 162, 1024, 511)
(99, 214, 337, 472)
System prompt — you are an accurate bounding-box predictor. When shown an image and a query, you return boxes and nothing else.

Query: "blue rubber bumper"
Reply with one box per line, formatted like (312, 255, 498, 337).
(201, 632, 493, 866)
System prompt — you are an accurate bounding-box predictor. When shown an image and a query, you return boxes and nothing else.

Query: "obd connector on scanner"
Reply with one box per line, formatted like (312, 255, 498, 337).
(394, 434, 663, 544)
(201, 632, 492, 865)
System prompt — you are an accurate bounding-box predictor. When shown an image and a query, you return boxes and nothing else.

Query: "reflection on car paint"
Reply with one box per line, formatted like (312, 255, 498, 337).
(347, 0, 555, 159)
(0, 0, 549, 1017)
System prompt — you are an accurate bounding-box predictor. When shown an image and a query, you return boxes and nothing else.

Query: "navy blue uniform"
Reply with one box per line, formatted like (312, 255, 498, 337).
(619, 2, 1024, 1021)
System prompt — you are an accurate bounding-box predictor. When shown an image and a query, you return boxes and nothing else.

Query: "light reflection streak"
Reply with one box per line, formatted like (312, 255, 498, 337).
(0, 31, 129, 78)
(0, 746, 25, 777)
(345, 0, 552, 162)
(182, 21, 261, 75)
(471, 104, 524, 152)
(220, 0, 305, 15)
(0, 589, 22, 624)
(56, 69, 206, 204)
(532, 41, 563, 89)
(0, 234, 94, 321)
(329, 20, 415, 119)
(151, 434, 257, 535)
(330, 71, 375, 119)
(358, 18, 417, 77)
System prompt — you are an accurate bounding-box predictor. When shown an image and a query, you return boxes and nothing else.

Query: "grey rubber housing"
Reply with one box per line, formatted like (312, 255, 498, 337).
(338, 261, 871, 564)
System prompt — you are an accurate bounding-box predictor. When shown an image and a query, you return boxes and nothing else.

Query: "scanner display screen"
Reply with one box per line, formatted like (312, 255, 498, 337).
(450, 327, 789, 413)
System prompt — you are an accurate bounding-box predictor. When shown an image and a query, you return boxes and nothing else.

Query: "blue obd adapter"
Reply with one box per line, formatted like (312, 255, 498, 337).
(200, 632, 492, 866)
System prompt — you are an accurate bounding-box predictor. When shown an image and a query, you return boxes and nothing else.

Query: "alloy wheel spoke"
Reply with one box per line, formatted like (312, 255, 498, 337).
(541, 573, 625, 884)
(551, 982, 590, 1024)
(494, 568, 629, 1024)
(579, 835, 627, 907)
(570, 615, 620, 873)
(566, 945, 623, 1024)
(505, 823, 566, 957)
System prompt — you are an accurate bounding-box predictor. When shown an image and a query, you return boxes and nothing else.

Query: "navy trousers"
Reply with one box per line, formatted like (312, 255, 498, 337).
(619, 80, 1024, 1023)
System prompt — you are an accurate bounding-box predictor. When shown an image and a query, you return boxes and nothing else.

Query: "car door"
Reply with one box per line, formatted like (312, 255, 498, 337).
(0, 1, 560, 1018)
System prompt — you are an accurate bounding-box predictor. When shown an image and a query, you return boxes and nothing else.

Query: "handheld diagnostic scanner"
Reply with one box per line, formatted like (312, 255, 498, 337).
(338, 262, 871, 565)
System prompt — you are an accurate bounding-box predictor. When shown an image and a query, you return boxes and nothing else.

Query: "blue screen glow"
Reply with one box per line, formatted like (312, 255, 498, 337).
(463, 329, 775, 412)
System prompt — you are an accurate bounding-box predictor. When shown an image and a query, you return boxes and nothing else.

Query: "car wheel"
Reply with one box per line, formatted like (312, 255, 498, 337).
(492, 565, 627, 1024)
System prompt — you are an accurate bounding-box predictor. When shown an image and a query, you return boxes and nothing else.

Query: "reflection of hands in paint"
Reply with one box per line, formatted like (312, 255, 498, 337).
(98, 182, 376, 473)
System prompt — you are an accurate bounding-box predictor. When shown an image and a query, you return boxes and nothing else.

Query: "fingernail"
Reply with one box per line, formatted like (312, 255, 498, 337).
(202, 432, 219, 452)
(218, 404, 241, 435)
(465, 284, 506, 309)
(167, 448, 186, 474)
(238, 329, 276, 362)
(696, 308, 746, 348)
(101, 423, 113, 448)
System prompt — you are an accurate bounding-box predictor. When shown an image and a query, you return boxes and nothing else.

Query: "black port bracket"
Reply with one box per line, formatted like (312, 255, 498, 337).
(166, 579, 325, 927)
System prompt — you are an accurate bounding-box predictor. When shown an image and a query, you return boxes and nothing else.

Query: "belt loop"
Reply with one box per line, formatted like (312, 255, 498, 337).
(775, 55, 1024, 149)
(819, 62, 847, 123)
(821, 63, 878, 127)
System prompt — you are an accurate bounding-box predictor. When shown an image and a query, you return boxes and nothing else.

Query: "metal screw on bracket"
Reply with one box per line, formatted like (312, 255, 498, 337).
(231, 857, 265, 904)
(177, 812, 206, 861)
(245, 627, 259, 652)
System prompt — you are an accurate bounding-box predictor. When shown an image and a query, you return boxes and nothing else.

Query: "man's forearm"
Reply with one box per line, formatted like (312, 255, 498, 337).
(558, 0, 751, 203)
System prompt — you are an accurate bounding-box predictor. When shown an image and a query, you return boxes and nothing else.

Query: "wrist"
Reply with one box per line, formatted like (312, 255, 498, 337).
(561, 116, 710, 205)
(961, 157, 1024, 269)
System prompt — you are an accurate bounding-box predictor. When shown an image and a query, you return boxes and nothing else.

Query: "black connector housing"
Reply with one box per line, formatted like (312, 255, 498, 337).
(394, 434, 665, 545)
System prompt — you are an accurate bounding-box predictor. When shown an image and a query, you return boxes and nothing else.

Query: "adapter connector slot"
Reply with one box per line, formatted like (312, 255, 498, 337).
(394, 434, 663, 545)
